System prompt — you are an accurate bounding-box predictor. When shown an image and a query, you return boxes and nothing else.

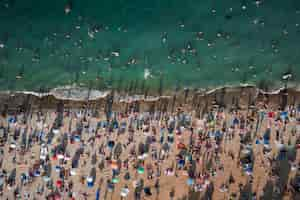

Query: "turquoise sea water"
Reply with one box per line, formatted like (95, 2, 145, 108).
(0, 0, 300, 92)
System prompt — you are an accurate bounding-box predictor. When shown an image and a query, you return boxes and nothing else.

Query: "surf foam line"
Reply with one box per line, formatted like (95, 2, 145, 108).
(0, 83, 299, 102)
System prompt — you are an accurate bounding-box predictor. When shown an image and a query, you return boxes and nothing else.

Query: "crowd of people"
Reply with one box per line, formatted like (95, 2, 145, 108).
(0, 102, 299, 199)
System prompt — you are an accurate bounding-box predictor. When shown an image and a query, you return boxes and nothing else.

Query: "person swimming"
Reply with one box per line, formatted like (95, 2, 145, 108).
(64, 1, 72, 15)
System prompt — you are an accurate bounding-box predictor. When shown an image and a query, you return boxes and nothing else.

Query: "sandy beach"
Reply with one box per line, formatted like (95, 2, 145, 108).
(0, 89, 299, 200)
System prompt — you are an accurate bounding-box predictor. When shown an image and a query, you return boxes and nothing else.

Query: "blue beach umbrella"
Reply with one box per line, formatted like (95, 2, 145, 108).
(280, 111, 288, 119)
(215, 130, 222, 138)
(34, 170, 41, 177)
(233, 118, 239, 125)
(8, 117, 16, 123)
(87, 177, 94, 188)
(187, 178, 194, 186)
(108, 141, 115, 149)
(55, 166, 61, 172)
(178, 159, 185, 167)
(74, 135, 81, 142)
(263, 139, 269, 145)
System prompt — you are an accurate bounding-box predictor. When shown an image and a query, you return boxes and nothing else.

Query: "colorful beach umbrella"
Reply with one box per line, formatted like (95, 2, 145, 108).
(56, 180, 63, 188)
(43, 176, 51, 182)
(108, 141, 115, 149)
(34, 170, 41, 177)
(87, 176, 94, 188)
(111, 161, 118, 170)
(55, 166, 61, 172)
(112, 177, 119, 183)
(74, 135, 81, 142)
(120, 187, 129, 197)
(137, 167, 145, 174)
(187, 178, 194, 186)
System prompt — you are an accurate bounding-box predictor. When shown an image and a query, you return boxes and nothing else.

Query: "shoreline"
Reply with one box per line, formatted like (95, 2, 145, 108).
(0, 83, 300, 113)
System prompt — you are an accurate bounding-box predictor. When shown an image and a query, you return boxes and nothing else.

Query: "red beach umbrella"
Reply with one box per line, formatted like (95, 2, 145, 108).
(56, 180, 63, 188)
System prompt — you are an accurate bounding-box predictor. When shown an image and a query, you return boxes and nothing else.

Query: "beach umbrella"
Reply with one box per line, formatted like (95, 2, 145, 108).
(56, 180, 63, 188)
(268, 112, 275, 118)
(187, 178, 194, 186)
(10, 143, 16, 149)
(8, 117, 16, 124)
(108, 140, 115, 149)
(280, 111, 288, 119)
(34, 170, 41, 177)
(177, 142, 186, 149)
(87, 176, 94, 188)
(87, 167, 96, 188)
(74, 135, 80, 142)
(70, 169, 76, 176)
(57, 154, 64, 160)
(233, 118, 239, 125)
(55, 166, 61, 172)
(43, 176, 51, 182)
(215, 130, 222, 138)
(120, 187, 129, 197)
(112, 177, 119, 183)
(53, 129, 60, 134)
(178, 159, 185, 167)
(111, 160, 118, 170)
(137, 167, 145, 174)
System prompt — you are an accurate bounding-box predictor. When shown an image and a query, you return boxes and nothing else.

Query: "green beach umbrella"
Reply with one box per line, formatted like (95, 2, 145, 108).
(137, 167, 145, 174)
(112, 177, 119, 183)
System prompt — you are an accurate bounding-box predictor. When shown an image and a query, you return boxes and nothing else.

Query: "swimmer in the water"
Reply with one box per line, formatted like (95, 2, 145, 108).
(161, 32, 168, 44)
(64, 1, 72, 15)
